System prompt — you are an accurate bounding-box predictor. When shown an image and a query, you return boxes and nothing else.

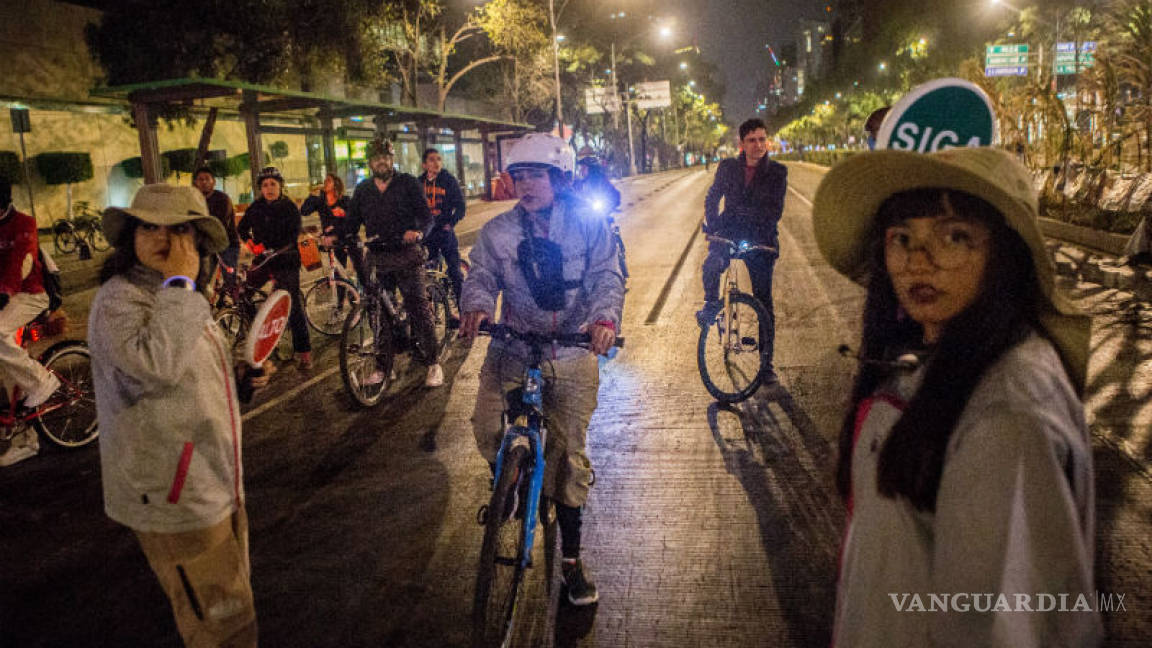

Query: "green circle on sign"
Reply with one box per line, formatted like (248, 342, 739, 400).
(876, 78, 996, 152)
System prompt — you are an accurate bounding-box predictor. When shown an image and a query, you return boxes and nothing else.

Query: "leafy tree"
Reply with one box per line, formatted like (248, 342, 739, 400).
(36, 152, 93, 219)
(475, 0, 551, 122)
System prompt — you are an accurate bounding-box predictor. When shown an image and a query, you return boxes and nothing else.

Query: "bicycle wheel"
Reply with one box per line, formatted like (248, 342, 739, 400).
(697, 291, 770, 403)
(87, 226, 110, 251)
(339, 301, 393, 407)
(32, 343, 98, 447)
(54, 228, 78, 255)
(214, 307, 248, 351)
(472, 443, 531, 648)
(304, 278, 361, 336)
(426, 281, 453, 356)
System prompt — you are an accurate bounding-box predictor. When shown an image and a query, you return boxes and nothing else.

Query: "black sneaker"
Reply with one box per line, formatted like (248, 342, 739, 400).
(695, 304, 717, 328)
(561, 559, 599, 606)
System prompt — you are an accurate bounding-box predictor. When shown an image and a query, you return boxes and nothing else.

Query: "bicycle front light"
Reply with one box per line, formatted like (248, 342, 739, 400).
(524, 375, 542, 394)
(738, 240, 750, 251)
(591, 198, 606, 213)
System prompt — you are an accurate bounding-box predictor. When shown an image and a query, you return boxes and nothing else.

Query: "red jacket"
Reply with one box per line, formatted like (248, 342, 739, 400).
(0, 207, 44, 295)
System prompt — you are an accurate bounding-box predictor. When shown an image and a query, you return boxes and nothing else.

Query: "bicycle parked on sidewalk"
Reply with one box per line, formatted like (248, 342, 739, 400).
(696, 235, 776, 403)
(471, 323, 623, 648)
(338, 240, 454, 407)
(0, 314, 97, 451)
(51, 202, 109, 255)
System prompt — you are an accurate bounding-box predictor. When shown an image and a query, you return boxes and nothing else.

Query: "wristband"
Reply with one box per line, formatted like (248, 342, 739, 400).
(163, 275, 196, 291)
(593, 320, 617, 333)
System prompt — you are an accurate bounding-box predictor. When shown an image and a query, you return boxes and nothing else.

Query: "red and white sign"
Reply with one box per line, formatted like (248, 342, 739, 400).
(245, 290, 291, 365)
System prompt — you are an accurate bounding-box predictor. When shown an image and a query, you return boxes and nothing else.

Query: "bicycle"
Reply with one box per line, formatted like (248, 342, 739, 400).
(471, 323, 623, 648)
(51, 202, 109, 255)
(213, 246, 296, 362)
(423, 249, 469, 315)
(300, 231, 362, 336)
(696, 235, 776, 403)
(338, 241, 454, 407)
(0, 313, 98, 450)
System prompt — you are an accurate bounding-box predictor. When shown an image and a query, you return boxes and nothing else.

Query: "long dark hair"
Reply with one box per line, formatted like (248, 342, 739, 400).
(99, 216, 210, 291)
(835, 188, 1046, 512)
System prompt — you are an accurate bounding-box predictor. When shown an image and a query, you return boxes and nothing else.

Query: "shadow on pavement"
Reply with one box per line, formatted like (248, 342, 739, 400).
(707, 385, 841, 648)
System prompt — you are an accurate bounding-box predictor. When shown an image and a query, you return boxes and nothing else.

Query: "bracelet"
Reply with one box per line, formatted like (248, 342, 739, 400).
(162, 275, 196, 291)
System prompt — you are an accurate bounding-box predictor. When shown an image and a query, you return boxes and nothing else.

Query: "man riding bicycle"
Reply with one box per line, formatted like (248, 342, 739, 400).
(699, 118, 787, 382)
(0, 178, 60, 466)
(459, 133, 625, 606)
(574, 149, 621, 215)
(347, 137, 444, 388)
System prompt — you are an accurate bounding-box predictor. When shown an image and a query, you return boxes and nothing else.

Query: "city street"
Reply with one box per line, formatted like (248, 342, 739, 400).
(1, 166, 1149, 647)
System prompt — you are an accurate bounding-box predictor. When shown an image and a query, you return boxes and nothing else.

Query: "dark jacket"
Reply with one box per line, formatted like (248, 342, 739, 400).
(237, 196, 301, 256)
(348, 173, 433, 250)
(576, 168, 621, 213)
(704, 153, 787, 245)
(422, 170, 466, 228)
(301, 193, 356, 241)
(205, 189, 239, 248)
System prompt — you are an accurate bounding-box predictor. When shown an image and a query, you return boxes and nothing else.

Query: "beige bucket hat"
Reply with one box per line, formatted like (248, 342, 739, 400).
(103, 184, 229, 254)
(811, 146, 1091, 391)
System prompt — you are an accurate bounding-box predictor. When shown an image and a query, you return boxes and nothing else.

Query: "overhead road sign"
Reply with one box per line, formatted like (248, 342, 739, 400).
(585, 87, 622, 115)
(634, 80, 672, 110)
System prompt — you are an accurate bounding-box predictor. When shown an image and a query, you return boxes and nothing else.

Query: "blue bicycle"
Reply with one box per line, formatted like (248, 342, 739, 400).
(471, 323, 623, 647)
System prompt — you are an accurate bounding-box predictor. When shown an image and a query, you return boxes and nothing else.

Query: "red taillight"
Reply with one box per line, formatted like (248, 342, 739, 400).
(29, 326, 40, 342)
(13, 327, 22, 347)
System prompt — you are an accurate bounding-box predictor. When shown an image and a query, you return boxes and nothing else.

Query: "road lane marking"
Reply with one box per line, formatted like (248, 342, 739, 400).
(787, 185, 813, 207)
(241, 365, 340, 422)
(644, 217, 704, 325)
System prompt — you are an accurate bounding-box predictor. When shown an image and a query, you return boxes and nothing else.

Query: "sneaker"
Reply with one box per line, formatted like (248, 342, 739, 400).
(424, 363, 444, 388)
(561, 559, 599, 606)
(0, 428, 39, 467)
(23, 374, 61, 409)
(696, 301, 718, 328)
(295, 352, 313, 370)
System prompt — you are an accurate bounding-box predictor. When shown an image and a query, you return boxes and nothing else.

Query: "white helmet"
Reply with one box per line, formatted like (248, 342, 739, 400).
(505, 133, 575, 175)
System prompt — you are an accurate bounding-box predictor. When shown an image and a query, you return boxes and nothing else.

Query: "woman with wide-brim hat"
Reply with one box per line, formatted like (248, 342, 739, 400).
(90, 184, 260, 647)
(812, 146, 1101, 647)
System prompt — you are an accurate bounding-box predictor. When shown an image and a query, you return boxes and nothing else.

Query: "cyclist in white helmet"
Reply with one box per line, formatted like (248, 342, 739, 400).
(460, 132, 624, 606)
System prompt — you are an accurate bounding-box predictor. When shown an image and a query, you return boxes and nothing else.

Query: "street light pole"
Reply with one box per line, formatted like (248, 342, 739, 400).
(549, 0, 564, 135)
(625, 95, 637, 176)
(610, 40, 637, 175)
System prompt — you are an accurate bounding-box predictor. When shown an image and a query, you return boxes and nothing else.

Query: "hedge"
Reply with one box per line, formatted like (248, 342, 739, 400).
(118, 155, 172, 179)
(162, 148, 199, 175)
(34, 152, 93, 185)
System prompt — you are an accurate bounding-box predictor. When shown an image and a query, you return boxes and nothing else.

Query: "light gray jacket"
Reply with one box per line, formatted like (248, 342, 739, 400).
(834, 334, 1101, 648)
(461, 198, 624, 359)
(89, 266, 243, 533)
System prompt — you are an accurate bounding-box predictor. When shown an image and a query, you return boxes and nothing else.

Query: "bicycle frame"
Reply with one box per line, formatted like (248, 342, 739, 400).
(1, 322, 80, 429)
(490, 361, 548, 571)
(709, 235, 776, 353)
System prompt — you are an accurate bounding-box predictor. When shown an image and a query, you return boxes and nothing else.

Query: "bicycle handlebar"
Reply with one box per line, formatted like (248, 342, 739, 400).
(478, 322, 625, 349)
(705, 235, 777, 256)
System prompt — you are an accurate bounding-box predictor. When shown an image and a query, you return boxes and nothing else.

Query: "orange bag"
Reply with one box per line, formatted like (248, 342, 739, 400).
(297, 237, 322, 271)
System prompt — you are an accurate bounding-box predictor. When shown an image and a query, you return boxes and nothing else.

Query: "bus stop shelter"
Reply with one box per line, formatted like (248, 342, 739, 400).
(91, 78, 533, 199)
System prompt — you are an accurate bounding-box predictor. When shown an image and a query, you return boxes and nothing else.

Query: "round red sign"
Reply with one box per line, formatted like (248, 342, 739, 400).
(245, 290, 291, 365)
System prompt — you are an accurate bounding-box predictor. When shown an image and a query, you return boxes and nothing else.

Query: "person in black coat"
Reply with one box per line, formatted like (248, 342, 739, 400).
(237, 166, 312, 367)
(420, 148, 466, 301)
(700, 118, 787, 380)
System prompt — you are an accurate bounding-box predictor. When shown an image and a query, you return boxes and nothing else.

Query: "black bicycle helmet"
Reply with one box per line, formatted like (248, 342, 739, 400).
(257, 166, 284, 185)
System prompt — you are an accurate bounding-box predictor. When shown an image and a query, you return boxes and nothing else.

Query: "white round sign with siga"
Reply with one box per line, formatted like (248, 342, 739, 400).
(876, 78, 997, 153)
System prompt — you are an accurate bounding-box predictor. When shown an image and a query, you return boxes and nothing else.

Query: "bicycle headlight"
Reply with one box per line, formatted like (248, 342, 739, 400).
(738, 240, 750, 251)
(591, 198, 606, 213)
(524, 375, 542, 394)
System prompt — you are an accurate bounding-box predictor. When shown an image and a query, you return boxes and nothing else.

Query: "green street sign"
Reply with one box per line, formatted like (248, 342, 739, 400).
(987, 44, 1029, 54)
(876, 78, 997, 152)
(986, 54, 1029, 65)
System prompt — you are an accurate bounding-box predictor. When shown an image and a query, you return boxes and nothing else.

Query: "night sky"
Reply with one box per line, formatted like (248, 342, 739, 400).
(695, 0, 830, 119)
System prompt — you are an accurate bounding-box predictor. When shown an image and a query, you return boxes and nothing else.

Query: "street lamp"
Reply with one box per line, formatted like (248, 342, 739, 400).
(680, 61, 688, 70)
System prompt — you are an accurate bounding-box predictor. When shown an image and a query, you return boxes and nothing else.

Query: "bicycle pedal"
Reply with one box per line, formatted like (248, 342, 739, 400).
(476, 504, 489, 526)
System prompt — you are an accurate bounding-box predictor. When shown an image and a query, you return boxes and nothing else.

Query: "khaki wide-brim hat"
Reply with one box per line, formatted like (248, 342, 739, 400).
(811, 146, 1091, 391)
(103, 184, 229, 254)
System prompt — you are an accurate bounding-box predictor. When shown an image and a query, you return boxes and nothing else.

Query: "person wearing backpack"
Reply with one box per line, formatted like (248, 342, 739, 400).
(0, 178, 61, 466)
(459, 133, 624, 606)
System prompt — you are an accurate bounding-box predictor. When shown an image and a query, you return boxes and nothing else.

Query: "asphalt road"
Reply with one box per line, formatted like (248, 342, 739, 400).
(1, 167, 1149, 647)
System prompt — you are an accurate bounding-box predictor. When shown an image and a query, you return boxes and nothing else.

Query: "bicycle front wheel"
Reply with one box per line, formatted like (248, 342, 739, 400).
(472, 443, 531, 648)
(339, 301, 393, 407)
(88, 227, 110, 251)
(33, 343, 98, 447)
(214, 307, 248, 351)
(304, 278, 361, 336)
(697, 291, 770, 403)
(426, 281, 454, 357)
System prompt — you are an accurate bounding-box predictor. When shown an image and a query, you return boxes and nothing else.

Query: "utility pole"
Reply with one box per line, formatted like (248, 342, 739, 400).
(625, 96, 637, 176)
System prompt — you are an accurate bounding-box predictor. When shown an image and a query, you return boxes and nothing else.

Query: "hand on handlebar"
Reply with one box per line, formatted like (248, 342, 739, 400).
(402, 230, 423, 245)
(460, 311, 489, 339)
(581, 323, 616, 356)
